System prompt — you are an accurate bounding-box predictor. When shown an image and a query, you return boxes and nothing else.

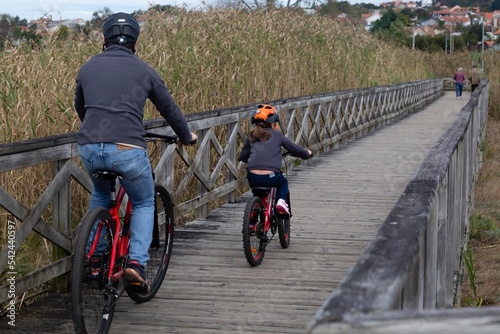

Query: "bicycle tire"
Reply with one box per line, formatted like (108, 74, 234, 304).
(277, 217, 291, 248)
(71, 207, 116, 334)
(242, 196, 266, 266)
(126, 184, 174, 303)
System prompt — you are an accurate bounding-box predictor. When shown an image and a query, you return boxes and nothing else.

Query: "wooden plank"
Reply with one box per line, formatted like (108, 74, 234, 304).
(0, 143, 77, 172)
(311, 307, 500, 334)
(0, 133, 75, 156)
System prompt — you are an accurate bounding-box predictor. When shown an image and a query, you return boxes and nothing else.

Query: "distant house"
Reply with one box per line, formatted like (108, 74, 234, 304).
(414, 25, 442, 37)
(362, 10, 382, 31)
(480, 40, 495, 50)
(441, 15, 470, 28)
(406, 1, 418, 8)
(420, 18, 438, 26)
(422, 0, 433, 7)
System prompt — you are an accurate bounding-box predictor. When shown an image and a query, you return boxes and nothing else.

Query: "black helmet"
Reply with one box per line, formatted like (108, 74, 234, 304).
(102, 12, 140, 45)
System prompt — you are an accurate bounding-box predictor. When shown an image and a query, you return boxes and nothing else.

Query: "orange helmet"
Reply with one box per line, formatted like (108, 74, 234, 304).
(251, 104, 280, 125)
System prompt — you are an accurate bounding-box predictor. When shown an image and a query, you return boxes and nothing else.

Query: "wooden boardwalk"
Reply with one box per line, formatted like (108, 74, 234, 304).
(2, 91, 469, 333)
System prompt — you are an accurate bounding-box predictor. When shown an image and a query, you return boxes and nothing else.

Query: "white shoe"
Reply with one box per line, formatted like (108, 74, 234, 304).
(276, 199, 290, 215)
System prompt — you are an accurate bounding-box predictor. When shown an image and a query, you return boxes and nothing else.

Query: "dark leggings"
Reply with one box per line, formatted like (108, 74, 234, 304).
(246, 171, 288, 201)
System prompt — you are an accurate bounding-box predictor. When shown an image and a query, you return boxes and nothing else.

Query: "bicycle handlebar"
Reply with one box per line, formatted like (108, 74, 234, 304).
(144, 132, 197, 145)
(144, 132, 178, 144)
(282, 151, 313, 159)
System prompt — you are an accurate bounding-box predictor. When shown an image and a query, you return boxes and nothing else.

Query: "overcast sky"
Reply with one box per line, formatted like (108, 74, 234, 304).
(1, 0, 385, 22)
(0, 0, 210, 21)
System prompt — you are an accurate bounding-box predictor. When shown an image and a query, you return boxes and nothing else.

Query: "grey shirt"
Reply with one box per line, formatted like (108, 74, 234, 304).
(238, 128, 310, 172)
(74, 44, 192, 148)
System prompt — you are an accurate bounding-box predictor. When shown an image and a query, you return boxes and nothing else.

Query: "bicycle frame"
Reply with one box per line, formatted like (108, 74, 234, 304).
(242, 162, 295, 266)
(87, 132, 182, 286)
(107, 182, 131, 283)
(254, 186, 277, 236)
(86, 176, 131, 287)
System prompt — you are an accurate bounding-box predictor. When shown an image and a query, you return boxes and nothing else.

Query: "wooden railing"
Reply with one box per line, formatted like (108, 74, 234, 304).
(308, 80, 490, 333)
(0, 79, 443, 305)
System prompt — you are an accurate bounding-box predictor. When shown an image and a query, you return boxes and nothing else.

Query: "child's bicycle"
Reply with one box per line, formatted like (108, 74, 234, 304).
(241, 153, 296, 267)
(71, 132, 185, 334)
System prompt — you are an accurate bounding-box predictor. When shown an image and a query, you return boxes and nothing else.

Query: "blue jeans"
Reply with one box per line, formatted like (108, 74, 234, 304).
(246, 171, 288, 201)
(455, 83, 463, 97)
(79, 143, 154, 266)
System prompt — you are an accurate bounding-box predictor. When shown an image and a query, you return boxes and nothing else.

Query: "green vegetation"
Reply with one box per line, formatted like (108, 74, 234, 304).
(469, 214, 500, 244)
(463, 248, 483, 307)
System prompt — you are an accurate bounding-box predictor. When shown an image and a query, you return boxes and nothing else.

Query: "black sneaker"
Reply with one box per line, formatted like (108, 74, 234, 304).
(125, 260, 150, 292)
(125, 260, 146, 283)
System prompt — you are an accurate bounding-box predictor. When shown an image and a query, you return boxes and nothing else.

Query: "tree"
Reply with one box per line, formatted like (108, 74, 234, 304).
(54, 25, 70, 40)
(91, 7, 113, 30)
(492, 0, 500, 11)
(0, 14, 13, 36)
(371, 8, 401, 32)
(11, 25, 43, 47)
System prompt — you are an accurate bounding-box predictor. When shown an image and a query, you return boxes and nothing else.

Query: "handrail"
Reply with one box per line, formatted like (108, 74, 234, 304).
(308, 80, 489, 333)
(0, 79, 443, 304)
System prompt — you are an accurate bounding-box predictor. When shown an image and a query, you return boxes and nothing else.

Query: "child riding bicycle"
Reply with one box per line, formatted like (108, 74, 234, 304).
(238, 104, 312, 215)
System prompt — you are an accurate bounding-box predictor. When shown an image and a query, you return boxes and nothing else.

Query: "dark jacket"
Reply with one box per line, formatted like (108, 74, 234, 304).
(238, 128, 310, 172)
(469, 68, 481, 85)
(74, 44, 192, 147)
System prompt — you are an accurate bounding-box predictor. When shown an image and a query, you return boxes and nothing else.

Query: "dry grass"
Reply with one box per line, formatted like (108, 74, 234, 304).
(462, 243, 500, 305)
(461, 119, 500, 306)
(0, 9, 470, 144)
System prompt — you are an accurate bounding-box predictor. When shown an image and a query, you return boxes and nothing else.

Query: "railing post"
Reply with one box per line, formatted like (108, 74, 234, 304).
(437, 175, 452, 307)
(52, 159, 71, 292)
(198, 128, 209, 218)
(226, 122, 237, 203)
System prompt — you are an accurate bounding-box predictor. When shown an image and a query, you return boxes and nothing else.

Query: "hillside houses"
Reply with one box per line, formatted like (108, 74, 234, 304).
(28, 17, 87, 37)
(360, 2, 500, 50)
(9, 3, 500, 52)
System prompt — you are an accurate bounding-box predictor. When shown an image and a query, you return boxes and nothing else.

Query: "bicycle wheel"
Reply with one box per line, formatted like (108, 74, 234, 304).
(126, 184, 174, 303)
(242, 196, 266, 266)
(72, 207, 116, 334)
(277, 216, 290, 248)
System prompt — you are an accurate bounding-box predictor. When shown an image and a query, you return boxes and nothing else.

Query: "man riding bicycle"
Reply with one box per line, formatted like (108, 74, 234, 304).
(74, 12, 197, 289)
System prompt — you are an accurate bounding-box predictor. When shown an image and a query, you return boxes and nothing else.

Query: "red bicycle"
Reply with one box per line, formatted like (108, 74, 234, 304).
(241, 154, 295, 267)
(71, 132, 181, 333)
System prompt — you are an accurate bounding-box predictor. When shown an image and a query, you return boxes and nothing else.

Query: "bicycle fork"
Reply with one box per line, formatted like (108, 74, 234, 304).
(260, 188, 277, 246)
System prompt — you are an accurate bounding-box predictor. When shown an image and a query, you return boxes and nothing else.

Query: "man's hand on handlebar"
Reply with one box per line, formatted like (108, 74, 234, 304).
(177, 132, 198, 146)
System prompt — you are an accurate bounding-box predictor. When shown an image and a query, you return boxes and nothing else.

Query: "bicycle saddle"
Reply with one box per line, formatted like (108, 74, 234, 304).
(251, 187, 270, 197)
(92, 170, 122, 180)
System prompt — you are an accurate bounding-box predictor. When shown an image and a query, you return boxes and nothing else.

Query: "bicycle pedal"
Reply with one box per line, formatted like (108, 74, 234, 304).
(128, 281, 150, 293)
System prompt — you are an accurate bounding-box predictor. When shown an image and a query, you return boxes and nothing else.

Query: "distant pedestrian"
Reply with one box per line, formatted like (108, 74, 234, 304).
(454, 67, 465, 100)
(468, 65, 481, 93)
